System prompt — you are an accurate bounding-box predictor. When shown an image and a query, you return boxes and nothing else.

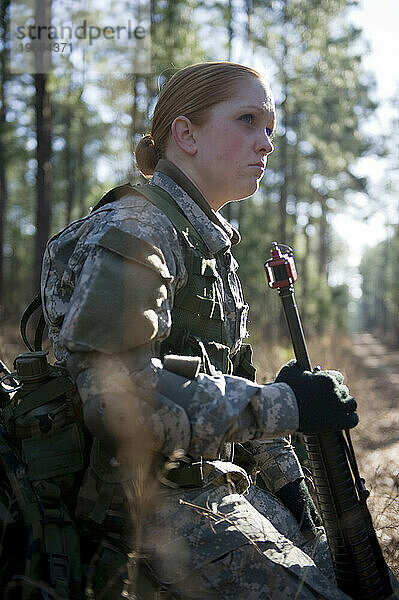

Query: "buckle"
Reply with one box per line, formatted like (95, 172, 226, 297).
(47, 552, 69, 586)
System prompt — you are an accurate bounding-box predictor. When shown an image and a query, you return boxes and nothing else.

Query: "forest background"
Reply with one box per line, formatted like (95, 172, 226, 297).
(1, 0, 398, 349)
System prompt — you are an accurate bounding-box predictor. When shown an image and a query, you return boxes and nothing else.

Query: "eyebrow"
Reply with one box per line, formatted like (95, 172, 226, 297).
(238, 104, 274, 114)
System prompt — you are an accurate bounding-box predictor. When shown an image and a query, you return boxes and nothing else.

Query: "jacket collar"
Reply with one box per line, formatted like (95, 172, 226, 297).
(151, 159, 240, 255)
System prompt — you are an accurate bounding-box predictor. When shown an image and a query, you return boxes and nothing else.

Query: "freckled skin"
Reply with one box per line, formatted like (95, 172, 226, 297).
(180, 77, 276, 210)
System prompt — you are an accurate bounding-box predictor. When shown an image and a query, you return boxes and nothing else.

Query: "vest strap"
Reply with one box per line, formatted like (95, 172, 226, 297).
(89, 482, 116, 524)
(5, 375, 75, 424)
(134, 183, 209, 253)
(20, 292, 46, 352)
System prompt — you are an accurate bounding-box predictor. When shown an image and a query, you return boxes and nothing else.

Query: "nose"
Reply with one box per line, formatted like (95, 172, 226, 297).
(256, 130, 274, 156)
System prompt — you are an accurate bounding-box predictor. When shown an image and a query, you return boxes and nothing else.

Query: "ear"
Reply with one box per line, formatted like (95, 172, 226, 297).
(170, 116, 197, 156)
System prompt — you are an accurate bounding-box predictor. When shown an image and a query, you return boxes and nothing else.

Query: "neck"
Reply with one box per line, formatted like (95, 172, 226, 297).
(154, 159, 241, 245)
(163, 154, 224, 211)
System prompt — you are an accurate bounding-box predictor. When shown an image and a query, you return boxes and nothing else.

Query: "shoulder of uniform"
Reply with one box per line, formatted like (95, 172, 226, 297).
(45, 189, 183, 280)
(87, 196, 183, 280)
(96, 225, 170, 278)
(99, 191, 179, 236)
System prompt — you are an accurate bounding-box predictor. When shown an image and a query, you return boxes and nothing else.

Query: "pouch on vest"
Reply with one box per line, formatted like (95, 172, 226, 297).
(76, 438, 146, 530)
(232, 343, 256, 382)
(3, 352, 87, 487)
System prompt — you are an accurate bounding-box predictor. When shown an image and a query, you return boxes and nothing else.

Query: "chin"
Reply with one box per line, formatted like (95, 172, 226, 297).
(243, 179, 261, 198)
(221, 180, 261, 205)
(230, 188, 258, 203)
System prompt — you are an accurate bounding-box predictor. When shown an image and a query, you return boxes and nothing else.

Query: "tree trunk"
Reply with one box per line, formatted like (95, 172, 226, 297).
(34, 72, 52, 292)
(278, 2, 289, 244)
(0, 0, 10, 314)
(33, 0, 51, 293)
(318, 199, 329, 277)
(64, 95, 75, 226)
(33, 0, 52, 293)
(78, 111, 87, 218)
(131, 75, 137, 156)
(301, 220, 312, 327)
(227, 0, 233, 60)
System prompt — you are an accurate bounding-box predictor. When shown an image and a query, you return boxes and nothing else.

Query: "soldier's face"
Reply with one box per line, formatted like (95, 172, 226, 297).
(192, 77, 275, 210)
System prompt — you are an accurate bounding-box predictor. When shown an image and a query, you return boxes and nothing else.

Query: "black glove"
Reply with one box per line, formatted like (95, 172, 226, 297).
(275, 360, 358, 433)
(276, 478, 321, 539)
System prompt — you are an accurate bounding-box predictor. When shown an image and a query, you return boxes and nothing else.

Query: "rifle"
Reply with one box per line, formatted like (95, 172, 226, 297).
(264, 242, 393, 600)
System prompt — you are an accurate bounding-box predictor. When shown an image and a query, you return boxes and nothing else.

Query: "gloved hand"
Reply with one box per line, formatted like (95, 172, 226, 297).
(276, 477, 321, 539)
(275, 360, 358, 433)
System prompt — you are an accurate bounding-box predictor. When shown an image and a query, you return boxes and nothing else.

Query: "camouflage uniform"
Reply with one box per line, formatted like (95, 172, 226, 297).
(41, 160, 351, 599)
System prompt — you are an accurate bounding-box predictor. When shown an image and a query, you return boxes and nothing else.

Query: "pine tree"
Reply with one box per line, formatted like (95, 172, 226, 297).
(0, 0, 10, 314)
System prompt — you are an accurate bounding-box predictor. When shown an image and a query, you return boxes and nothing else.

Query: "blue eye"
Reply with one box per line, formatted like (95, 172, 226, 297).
(240, 114, 254, 125)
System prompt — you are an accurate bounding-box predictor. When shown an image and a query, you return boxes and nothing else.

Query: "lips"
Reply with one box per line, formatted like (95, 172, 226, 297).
(249, 161, 266, 169)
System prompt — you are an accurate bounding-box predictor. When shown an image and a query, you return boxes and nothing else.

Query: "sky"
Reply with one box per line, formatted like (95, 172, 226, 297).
(332, 0, 399, 270)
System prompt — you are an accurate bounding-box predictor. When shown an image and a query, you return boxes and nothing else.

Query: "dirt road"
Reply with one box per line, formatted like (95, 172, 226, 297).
(348, 333, 399, 575)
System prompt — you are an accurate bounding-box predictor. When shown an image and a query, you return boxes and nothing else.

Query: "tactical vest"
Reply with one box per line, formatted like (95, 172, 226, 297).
(93, 182, 256, 381)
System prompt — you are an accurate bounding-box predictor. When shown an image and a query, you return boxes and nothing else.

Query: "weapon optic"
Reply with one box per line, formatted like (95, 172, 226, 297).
(265, 242, 393, 600)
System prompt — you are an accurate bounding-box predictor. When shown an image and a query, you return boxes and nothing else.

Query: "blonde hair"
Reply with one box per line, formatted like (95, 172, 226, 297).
(135, 61, 262, 177)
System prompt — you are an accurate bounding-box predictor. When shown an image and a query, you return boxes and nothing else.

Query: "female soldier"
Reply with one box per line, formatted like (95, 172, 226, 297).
(41, 62, 357, 598)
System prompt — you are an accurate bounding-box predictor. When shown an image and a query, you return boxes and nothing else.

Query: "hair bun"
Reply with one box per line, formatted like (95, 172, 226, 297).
(135, 133, 160, 177)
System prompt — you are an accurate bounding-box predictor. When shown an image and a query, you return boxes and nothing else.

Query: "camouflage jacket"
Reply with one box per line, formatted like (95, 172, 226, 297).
(41, 160, 303, 492)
